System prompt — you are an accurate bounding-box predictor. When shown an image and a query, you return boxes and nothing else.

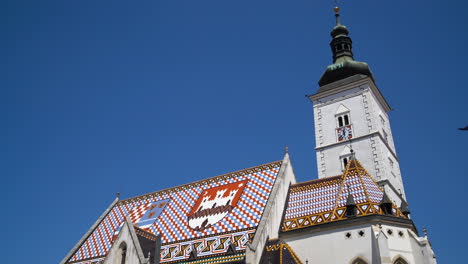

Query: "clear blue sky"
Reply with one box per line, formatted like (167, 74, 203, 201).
(2, 0, 467, 263)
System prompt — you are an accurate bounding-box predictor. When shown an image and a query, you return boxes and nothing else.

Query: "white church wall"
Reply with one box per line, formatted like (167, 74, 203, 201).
(407, 229, 437, 264)
(246, 153, 296, 264)
(383, 226, 416, 263)
(283, 224, 375, 264)
(104, 222, 144, 264)
(374, 224, 437, 264)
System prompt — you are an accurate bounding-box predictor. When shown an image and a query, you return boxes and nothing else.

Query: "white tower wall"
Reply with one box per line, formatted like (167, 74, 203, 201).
(310, 76, 405, 204)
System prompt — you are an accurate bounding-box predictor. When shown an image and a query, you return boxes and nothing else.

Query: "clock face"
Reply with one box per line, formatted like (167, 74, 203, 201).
(337, 125, 353, 142)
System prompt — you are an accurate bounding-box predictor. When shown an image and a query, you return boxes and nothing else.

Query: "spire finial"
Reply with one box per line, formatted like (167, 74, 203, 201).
(334, 5, 341, 25)
(116, 192, 121, 199)
(284, 145, 289, 154)
(422, 228, 428, 236)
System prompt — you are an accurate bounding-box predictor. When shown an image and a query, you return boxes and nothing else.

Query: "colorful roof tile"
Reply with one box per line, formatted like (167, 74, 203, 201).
(282, 159, 406, 232)
(66, 161, 282, 263)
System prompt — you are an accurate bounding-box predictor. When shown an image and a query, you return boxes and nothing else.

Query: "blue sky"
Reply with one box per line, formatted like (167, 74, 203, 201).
(2, 0, 467, 263)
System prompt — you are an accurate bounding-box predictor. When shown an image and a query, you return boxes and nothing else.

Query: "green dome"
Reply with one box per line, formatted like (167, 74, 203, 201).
(318, 60, 373, 87)
(318, 13, 374, 87)
(331, 24, 349, 38)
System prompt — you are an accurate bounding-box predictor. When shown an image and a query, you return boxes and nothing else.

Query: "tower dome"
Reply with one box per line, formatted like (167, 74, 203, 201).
(318, 7, 374, 87)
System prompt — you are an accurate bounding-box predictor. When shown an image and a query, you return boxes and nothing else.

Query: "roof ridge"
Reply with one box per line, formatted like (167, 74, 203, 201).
(133, 225, 158, 241)
(119, 160, 282, 204)
(352, 161, 408, 218)
(351, 159, 387, 198)
(331, 164, 350, 214)
(291, 175, 341, 188)
(352, 159, 372, 203)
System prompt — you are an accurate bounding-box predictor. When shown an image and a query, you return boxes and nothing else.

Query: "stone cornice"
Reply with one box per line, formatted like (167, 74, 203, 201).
(309, 75, 391, 113)
(280, 214, 416, 238)
(315, 131, 399, 162)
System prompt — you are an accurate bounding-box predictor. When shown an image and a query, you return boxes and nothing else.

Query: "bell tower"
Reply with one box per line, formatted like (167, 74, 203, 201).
(308, 7, 406, 204)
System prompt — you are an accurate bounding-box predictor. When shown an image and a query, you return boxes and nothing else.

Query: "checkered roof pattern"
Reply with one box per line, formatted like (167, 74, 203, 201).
(67, 161, 282, 263)
(284, 159, 384, 221)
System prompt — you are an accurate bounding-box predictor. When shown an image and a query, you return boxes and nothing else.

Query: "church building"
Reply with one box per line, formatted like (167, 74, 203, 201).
(61, 7, 437, 264)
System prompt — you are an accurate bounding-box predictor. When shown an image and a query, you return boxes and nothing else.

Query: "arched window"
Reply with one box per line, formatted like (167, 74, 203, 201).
(344, 114, 349, 125)
(336, 113, 351, 128)
(117, 242, 127, 264)
(338, 116, 344, 127)
(393, 257, 408, 264)
(351, 257, 368, 264)
(335, 104, 351, 128)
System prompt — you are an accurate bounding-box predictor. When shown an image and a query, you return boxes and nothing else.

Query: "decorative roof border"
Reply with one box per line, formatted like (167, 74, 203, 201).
(282, 159, 407, 232)
(179, 252, 245, 264)
(118, 161, 282, 205)
(161, 229, 254, 263)
(159, 227, 254, 246)
(282, 202, 406, 232)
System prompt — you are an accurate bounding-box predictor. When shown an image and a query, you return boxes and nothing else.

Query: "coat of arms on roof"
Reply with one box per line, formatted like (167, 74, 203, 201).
(188, 180, 248, 231)
(113, 199, 170, 240)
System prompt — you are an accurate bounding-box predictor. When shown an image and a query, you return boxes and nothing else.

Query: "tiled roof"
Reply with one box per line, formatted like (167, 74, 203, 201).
(282, 159, 405, 232)
(66, 161, 282, 263)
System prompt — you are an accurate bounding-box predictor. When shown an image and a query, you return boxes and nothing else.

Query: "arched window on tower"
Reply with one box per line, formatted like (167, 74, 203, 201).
(340, 155, 353, 171)
(393, 257, 408, 264)
(344, 114, 349, 125)
(340, 146, 353, 171)
(336, 105, 353, 142)
(338, 116, 344, 127)
(336, 113, 351, 127)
